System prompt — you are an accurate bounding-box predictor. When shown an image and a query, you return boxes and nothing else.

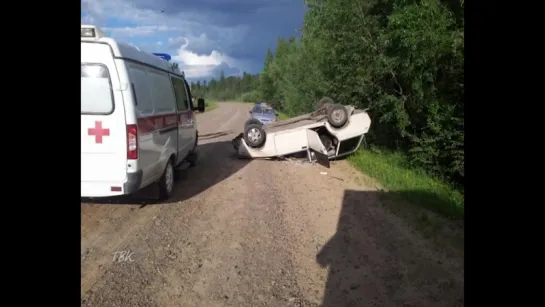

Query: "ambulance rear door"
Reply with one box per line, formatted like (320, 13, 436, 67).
(81, 42, 128, 185)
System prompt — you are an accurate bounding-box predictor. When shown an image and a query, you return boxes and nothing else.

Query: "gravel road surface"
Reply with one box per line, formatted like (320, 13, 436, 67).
(81, 102, 464, 307)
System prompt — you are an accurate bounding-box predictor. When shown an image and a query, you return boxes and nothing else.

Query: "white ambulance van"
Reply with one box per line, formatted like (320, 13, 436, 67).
(81, 25, 205, 200)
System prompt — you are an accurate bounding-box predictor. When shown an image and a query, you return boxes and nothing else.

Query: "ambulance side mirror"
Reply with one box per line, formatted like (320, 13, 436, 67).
(197, 98, 205, 113)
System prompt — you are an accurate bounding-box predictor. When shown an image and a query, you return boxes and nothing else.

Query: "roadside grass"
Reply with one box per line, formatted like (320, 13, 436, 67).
(349, 148, 464, 250)
(262, 110, 463, 248)
(276, 111, 290, 120)
(348, 148, 464, 220)
(273, 111, 464, 221)
(204, 99, 218, 112)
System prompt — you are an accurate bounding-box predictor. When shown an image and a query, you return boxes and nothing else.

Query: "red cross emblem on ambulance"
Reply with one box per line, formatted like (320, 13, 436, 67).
(88, 121, 110, 144)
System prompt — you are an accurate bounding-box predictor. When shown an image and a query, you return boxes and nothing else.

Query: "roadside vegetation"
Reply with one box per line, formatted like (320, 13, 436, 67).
(349, 148, 463, 219)
(204, 99, 217, 112)
(190, 71, 260, 102)
(276, 111, 290, 120)
(190, 0, 464, 223)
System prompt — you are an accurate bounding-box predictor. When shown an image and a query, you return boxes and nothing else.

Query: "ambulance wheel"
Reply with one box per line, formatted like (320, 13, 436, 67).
(158, 160, 174, 200)
(245, 118, 262, 129)
(186, 151, 198, 167)
(187, 131, 198, 167)
(327, 104, 349, 128)
(244, 123, 266, 148)
(317, 97, 334, 109)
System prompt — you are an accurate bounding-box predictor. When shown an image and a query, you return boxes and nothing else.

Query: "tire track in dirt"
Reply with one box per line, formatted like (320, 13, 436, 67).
(86, 159, 318, 307)
(82, 102, 464, 307)
(82, 103, 321, 307)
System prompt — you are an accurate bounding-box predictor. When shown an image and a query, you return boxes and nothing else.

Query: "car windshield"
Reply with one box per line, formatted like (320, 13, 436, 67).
(252, 107, 275, 115)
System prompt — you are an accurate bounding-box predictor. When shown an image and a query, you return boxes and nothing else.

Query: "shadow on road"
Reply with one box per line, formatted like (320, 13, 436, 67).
(82, 140, 249, 206)
(317, 189, 464, 307)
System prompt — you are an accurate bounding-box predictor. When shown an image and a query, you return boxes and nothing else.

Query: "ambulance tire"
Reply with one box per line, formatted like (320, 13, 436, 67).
(158, 160, 175, 200)
(188, 131, 198, 167)
(186, 151, 198, 167)
(244, 123, 266, 148)
(326, 104, 349, 128)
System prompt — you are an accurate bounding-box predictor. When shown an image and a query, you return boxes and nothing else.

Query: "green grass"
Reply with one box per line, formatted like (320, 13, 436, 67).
(276, 111, 290, 120)
(204, 100, 218, 112)
(268, 111, 464, 223)
(348, 148, 464, 220)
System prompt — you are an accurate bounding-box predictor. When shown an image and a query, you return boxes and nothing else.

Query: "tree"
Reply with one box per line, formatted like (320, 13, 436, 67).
(259, 48, 276, 102)
(196, 72, 262, 102)
(257, 0, 464, 188)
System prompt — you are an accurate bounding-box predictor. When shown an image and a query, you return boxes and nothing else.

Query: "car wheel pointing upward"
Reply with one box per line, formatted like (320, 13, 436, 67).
(244, 123, 266, 148)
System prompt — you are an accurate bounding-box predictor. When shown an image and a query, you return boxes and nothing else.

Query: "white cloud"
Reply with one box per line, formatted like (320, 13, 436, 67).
(175, 50, 225, 66)
(172, 41, 237, 78)
(167, 34, 210, 50)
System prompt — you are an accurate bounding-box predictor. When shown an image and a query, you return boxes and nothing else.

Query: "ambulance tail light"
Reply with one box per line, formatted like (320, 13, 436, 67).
(127, 124, 138, 159)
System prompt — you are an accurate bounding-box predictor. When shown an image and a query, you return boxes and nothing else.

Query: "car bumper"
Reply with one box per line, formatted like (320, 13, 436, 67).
(81, 170, 143, 197)
(255, 119, 276, 125)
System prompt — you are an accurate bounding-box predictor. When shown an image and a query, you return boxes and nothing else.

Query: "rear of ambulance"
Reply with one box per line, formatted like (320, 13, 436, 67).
(81, 25, 139, 197)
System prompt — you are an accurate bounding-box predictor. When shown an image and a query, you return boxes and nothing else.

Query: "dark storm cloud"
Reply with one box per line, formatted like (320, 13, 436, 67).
(128, 0, 296, 25)
(127, 0, 306, 66)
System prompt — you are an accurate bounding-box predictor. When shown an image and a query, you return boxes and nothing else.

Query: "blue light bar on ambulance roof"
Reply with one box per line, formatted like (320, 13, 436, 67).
(152, 53, 172, 61)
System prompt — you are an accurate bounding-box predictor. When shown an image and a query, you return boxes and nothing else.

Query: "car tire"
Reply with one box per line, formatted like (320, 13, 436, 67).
(318, 97, 335, 109)
(326, 104, 349, 128)
(245, 118, 262, 129)
(158, 160, 174, 200)
(244, 123, 266, 148)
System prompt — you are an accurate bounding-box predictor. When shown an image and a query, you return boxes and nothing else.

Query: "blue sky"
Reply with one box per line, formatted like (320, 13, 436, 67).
(81, 0, 306, 82)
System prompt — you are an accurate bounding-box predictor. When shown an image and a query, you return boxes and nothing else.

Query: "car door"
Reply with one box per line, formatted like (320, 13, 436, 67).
(170, 75, 193, 162)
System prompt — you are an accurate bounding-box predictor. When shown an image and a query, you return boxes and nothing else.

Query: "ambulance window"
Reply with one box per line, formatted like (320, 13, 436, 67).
(81, 64, 114, 114)
(128, 65, 154, 115)
(149, 70, 176, 113)
(170, 77, 189, 111)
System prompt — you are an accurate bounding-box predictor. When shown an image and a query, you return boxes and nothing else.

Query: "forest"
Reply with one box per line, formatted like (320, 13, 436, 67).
(190, 71, 260, 102)
(190, 0, 464, 197)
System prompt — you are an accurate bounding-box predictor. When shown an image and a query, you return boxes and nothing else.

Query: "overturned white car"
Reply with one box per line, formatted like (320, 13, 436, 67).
(232, 98, 372, 166)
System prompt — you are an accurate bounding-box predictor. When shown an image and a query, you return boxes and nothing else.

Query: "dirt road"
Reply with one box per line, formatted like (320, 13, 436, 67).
(81, 102, 464, 307)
